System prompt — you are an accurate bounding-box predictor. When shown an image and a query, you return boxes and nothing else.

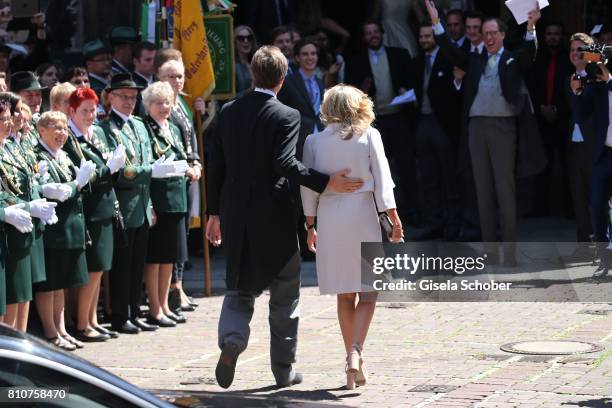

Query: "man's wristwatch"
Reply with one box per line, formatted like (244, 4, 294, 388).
(304, 221, 316, 230)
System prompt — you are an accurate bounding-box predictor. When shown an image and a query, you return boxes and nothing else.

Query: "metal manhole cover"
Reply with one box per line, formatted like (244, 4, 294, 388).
(500, 341, 603, 355)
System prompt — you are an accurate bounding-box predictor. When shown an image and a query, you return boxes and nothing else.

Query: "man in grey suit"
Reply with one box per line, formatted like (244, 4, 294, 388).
(206, 46, 363, 389)
(426, 0, 544, 265)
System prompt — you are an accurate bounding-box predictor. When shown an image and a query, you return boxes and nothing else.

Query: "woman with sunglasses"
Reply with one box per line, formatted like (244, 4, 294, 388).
(234, 25, 258, 93)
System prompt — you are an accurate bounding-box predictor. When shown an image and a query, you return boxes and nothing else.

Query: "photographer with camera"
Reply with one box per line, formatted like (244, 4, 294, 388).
(570, 37, 612, 278)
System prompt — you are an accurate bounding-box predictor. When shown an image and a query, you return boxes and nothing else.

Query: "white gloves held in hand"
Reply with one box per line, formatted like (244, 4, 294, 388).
(42, 183, 73, 202)
(28, 198, 58, 225)
(106, 145, 126, 174)
(4, 203, 33, 233)
(151, 155, 188, 179)
(76, 159, 96, 189)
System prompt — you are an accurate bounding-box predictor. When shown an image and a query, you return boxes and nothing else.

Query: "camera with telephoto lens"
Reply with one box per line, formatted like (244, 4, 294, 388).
(578, 43, 612, 81)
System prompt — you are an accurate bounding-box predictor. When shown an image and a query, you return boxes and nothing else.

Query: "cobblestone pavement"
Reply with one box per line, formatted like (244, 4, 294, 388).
(72, 261, 611, 407)
(73, 220, 611, 407)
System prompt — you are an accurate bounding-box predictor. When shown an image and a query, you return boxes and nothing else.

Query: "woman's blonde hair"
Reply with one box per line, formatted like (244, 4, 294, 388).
(320, 84, 374, 140)
(141, 81, 175, 110)
(50, 82, 76, 108)
(37, 111, 67, 131)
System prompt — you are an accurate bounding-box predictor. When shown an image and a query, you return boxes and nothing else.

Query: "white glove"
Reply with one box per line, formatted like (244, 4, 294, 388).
(106, 145, 127, 174)
(151, 156, 176, 179)
(4, 203, 33, 233)
(28, 198, 58, 224)
(76, 160, 96, 189)
(43, 213, 59, 226)
(42, 183, 73, 202)
(171, 160, 189, 176)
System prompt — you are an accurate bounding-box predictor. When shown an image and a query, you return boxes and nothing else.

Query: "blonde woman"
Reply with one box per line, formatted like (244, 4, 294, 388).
(301, 84, 403, 389)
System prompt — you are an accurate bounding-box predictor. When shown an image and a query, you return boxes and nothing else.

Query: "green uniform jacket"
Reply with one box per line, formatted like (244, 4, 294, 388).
(35, 143, 86, 250)
(99, 111, 153, 228)
(0, 141, 35, 250)
(64, 125, 116, 221)
(144, 115, 188, 214)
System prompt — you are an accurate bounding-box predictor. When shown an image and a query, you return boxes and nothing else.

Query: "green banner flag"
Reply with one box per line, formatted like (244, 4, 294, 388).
(204, 14, 235, 99)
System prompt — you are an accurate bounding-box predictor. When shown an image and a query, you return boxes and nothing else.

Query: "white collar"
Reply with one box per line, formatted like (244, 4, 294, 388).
(471, 42, 484, 52)
(68, 118, 93, 140)
(112, 108, 131, 123)
(254, 88, 277, 98)
(39, 139, 62, 159)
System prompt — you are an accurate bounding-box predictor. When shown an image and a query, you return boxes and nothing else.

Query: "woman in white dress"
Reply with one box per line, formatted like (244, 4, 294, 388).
(301, 85, 403, 389)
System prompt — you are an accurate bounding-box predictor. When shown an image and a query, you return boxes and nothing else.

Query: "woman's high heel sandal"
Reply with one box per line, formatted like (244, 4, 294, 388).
(353, 344, 368, 387)
(346, 348, 360, 390)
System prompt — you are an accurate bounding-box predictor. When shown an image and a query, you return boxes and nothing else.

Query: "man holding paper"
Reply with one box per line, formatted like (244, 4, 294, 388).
(425, 0, 545, 265)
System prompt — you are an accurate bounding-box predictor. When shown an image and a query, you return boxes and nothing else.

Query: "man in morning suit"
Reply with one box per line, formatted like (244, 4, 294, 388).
(345, 20, 419, 225)
(413, 22, 462, 240)
(205, 46, 364, 389)
(426, 0, 545, 264)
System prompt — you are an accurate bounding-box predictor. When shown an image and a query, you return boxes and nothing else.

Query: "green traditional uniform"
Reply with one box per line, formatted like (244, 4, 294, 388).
(99, 109, 153, 326)
(0, 191, 10, 315)
(0, 141, 35, 304)
(144, 115, 188, 264)
(10, 130, 46, 284)
(34, 143, 88, 292)
(99, 111, 153, 228)
(64, 122, 116, 272)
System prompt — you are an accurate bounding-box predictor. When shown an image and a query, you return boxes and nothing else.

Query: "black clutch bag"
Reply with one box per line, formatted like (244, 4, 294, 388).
(379, 213, 404, 243)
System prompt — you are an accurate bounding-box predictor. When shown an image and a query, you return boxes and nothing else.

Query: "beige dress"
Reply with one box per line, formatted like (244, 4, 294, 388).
(301, 125, 396, 295)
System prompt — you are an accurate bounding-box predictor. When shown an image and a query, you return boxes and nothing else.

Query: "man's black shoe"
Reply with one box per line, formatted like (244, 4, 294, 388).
(131, 318, 159, 331)
(592, 265, 609, 278)
(112, 320, 141, 334)
(277, 372, 303, 388)
(216, 343, 240, 389)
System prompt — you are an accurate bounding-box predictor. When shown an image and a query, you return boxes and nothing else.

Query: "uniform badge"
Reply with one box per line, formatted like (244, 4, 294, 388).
(123, 165, 136, 180)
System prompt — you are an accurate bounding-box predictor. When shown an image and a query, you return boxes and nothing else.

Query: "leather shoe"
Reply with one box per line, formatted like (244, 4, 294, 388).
(131, 318, 158, 331)
(146, 314, 176, 328)
(112, 320, 140, 334)
(277, 371, 303, 388)
(74, 328, 109, 342)
(179, 304, 196, 312)
(166, 311, 187, 324)
(592, 265, 609, 278)
(216, 343, 240, 389)
(94, 325, 119, 338)
(187, 297, 198, 308)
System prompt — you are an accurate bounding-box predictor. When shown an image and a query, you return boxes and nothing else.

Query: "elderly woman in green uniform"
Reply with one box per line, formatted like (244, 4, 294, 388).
(158, 58, 203, 312)
(3, 93, 49, 291)
(0, 189, 35, 321)
(35, 111, 96, 350)
(0, 97, 57, 332)
(64, 87, 125, 342)
(141, 81, 189, 328)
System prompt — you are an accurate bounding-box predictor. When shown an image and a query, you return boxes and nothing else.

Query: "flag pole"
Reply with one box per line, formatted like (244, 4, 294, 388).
(196, 109, 212, 297)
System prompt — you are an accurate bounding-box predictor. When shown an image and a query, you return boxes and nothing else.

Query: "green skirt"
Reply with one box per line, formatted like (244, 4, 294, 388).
(5, 248, 32, 304)
(0, 230, 6, 315)
(35, 248, 89, 292)
(86, 219, 114, 272)
(30, 222, 46, 283)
